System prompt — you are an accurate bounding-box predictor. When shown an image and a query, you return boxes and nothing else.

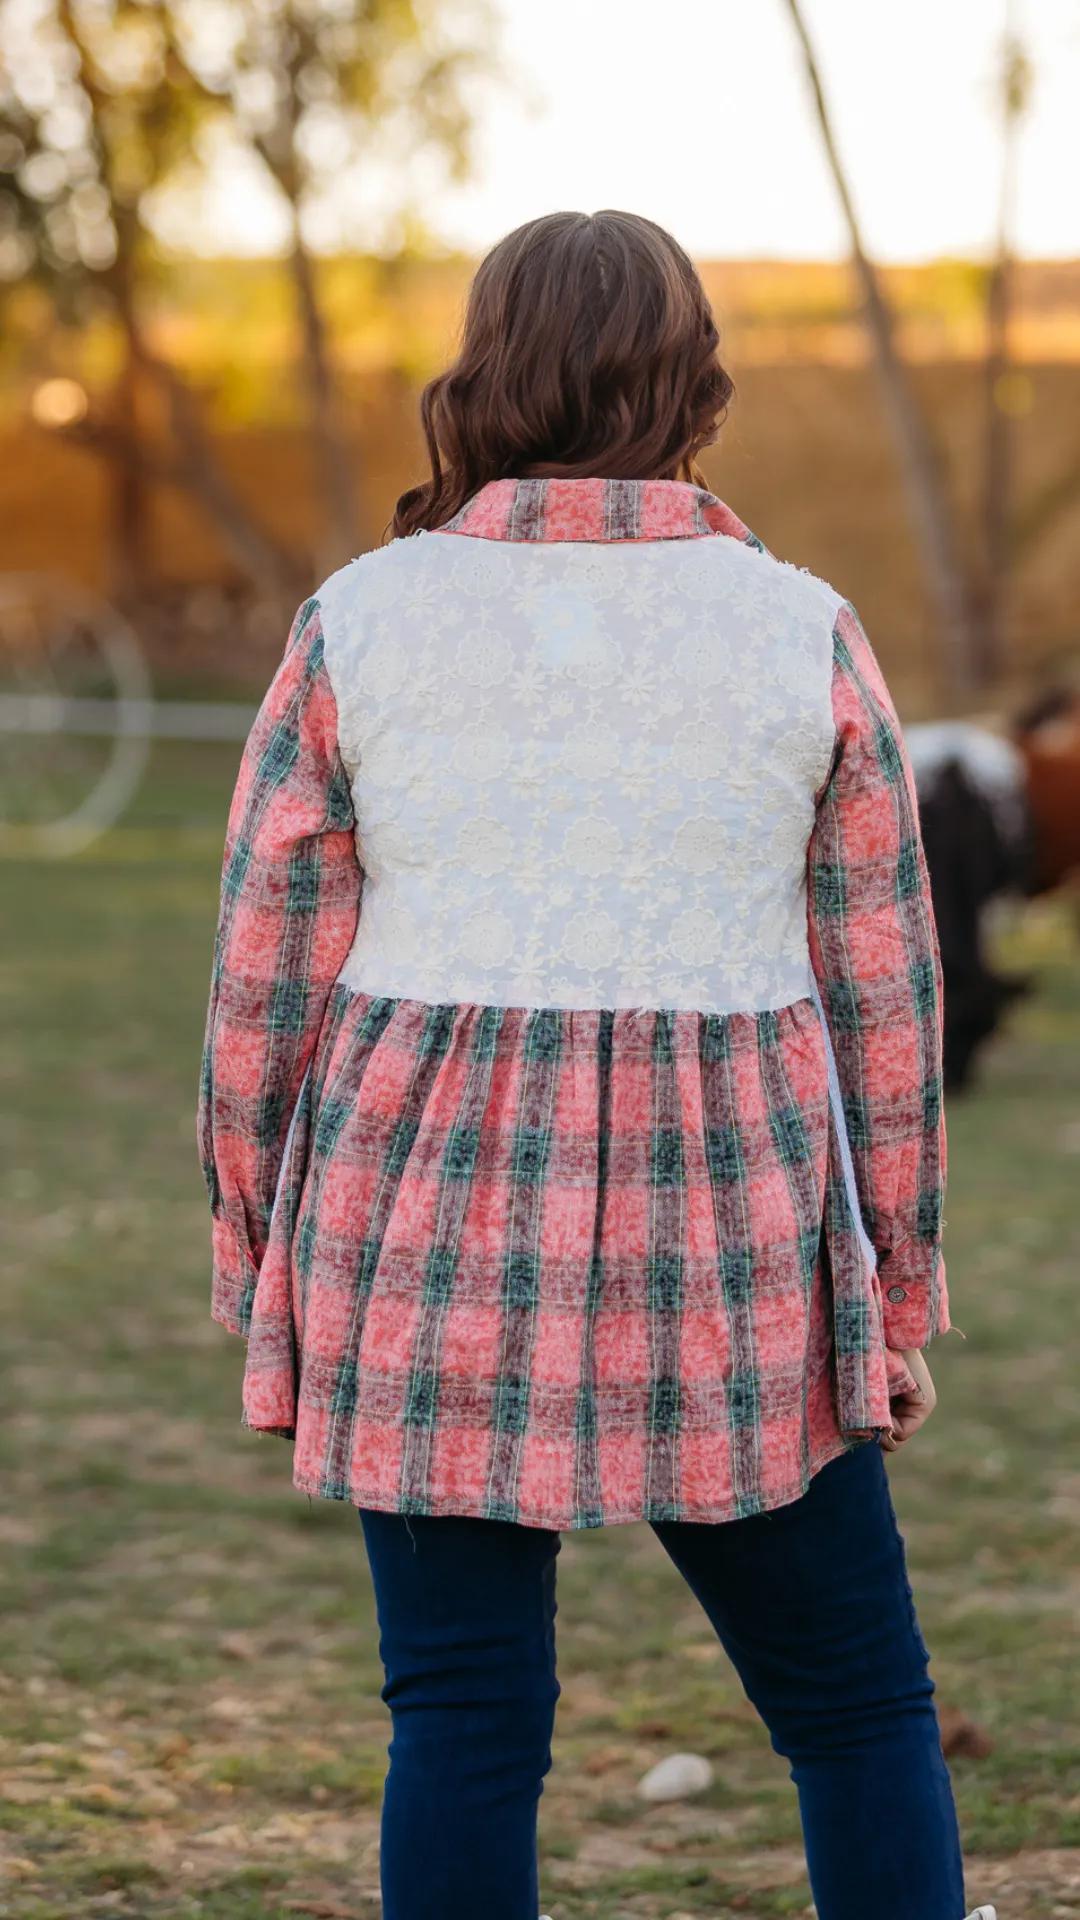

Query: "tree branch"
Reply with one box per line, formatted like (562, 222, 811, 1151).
(42, 415, 186, 487)
(1011, 455, 1080, 566)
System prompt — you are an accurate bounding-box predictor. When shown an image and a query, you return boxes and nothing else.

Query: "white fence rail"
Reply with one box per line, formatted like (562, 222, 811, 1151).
(0, 573, 263, 856)
(0, 696, 258, 742)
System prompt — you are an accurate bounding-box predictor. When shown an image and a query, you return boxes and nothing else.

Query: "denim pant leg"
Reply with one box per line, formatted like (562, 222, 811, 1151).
(653, 1444, 966, 1920)
(360, 1509, 560, 1920)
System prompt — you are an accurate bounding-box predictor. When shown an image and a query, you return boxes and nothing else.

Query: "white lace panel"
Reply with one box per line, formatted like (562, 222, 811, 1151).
(318, 532, 842, 1013)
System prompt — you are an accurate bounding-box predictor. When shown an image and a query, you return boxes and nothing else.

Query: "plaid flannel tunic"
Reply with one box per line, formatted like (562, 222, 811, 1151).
(200, 478, 949, 1528)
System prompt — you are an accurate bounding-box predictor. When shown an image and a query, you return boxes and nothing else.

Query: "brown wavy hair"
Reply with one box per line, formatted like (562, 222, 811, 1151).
(391, 210, 734, 538)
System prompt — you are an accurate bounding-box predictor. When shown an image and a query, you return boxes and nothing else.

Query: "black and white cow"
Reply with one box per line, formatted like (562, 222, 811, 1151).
(905, 723, 1032, 1091)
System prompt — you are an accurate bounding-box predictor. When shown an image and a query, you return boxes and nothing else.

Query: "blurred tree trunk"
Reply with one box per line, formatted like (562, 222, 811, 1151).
(284, 210, 359, 578)
(291, 234, 359, 575)
(782, 0, 981, 706)
(979, 247, 1012, 683)
(108, 358, 147, 605)
(974, 13, 1032, 686)
(55, 0, 297, 605)
(226, 0, 487, 580)
(254, 48, 359, 580)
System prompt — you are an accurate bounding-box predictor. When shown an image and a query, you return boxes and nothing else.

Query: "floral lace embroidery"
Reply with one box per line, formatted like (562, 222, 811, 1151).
(319, 531, 841, 1012)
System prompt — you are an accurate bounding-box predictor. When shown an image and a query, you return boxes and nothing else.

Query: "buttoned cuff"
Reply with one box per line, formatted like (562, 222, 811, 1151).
(210, 1214, 259, 1337)
(879, 1243, 949, 1347)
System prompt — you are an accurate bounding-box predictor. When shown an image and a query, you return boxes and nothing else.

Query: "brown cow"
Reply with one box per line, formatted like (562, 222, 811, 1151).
(1013, 688, 1080, 894)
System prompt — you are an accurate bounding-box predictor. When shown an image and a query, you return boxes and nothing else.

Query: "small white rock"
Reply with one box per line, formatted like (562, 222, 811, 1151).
(636, 1751, 713, 1802)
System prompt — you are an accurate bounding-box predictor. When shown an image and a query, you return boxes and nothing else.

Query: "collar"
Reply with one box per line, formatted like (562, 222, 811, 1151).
(439, 476, 758, 546)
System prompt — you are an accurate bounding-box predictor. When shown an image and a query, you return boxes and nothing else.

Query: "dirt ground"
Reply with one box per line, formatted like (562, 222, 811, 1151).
(3, 761, 1080, 1917)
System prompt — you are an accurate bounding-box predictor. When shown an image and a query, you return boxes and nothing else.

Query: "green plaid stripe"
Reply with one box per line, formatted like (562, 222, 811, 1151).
(572, 1010, 613, 1529)
(700, 1013, 762, 1515)
(486, 1009, 563, 1523)
(644, 1012, 684, 1521)
(399, 1006, 504, 1508)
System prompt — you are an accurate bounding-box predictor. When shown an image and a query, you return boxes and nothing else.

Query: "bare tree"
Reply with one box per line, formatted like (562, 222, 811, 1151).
(200, 0, 489, 577)
(782, 0, 981, 705)
(0, 0, 296, 598)
(1, 0, 491, 598)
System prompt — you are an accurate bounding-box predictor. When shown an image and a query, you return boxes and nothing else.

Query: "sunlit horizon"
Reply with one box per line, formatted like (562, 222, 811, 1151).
(151, 0, 1080, 265)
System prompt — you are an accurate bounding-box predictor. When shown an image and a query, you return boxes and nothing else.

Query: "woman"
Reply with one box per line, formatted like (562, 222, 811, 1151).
(200, 211, 991, 1920)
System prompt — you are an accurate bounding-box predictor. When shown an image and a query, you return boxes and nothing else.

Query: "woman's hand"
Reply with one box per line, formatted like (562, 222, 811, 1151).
(880, 1348, 937, 1452)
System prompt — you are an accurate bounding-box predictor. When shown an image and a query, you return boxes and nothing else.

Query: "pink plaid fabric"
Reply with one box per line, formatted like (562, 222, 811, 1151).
(441, 474, 760, 546)
(200, 479, 949, 1529)
(198, 600, 361, 1323)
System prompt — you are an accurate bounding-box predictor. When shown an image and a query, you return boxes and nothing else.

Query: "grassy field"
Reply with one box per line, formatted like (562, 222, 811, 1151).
(2, 748, 1080, 1920)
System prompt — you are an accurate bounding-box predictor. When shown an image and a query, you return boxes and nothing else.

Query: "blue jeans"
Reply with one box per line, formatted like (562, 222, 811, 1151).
(360, 1443, 965, 1920)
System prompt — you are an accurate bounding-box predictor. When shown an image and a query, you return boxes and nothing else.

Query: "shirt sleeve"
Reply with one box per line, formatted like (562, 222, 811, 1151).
(808, 602, 949, 1350)
(198, 596, 361, 1337)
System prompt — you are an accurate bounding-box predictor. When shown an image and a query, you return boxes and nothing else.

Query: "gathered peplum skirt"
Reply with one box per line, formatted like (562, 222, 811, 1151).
(231, 987, 901, 1529)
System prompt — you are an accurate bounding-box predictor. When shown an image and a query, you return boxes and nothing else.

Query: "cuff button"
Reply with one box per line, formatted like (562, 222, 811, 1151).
(887, 1285, 907, 1304)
